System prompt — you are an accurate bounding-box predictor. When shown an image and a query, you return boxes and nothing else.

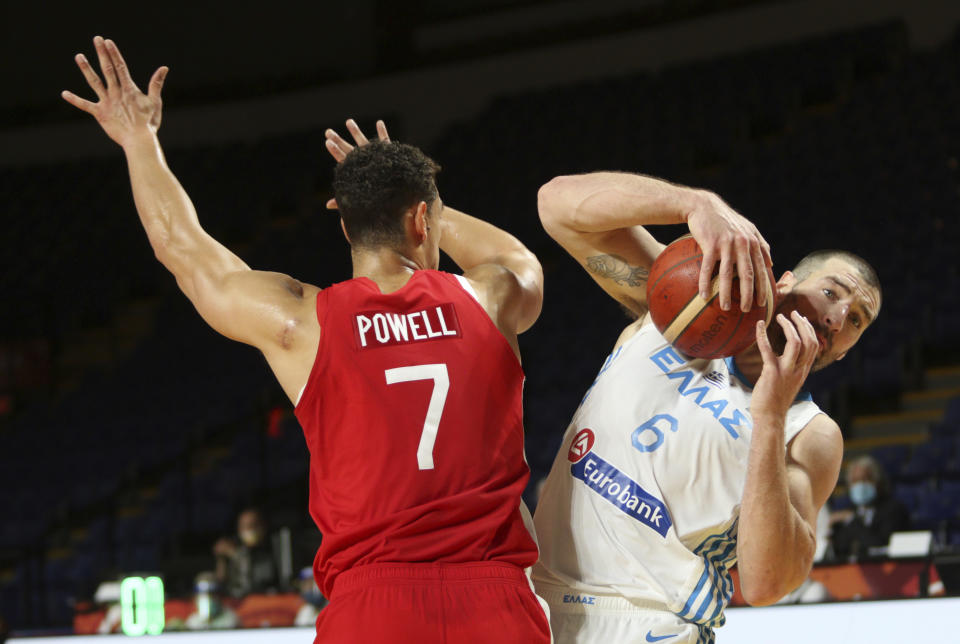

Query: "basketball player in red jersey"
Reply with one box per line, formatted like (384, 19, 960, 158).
(63, 37, 551, 643)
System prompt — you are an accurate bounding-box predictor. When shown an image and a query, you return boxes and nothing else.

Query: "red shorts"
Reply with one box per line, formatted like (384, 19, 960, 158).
(314, 562, 552, 644)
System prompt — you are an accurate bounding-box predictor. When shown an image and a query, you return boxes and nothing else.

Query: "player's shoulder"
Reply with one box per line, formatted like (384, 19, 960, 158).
(801, 412, 841, 439)
(613, 312, 654, 348)
(789, 413, 842, 462)
(461, 263, 519, 289)
(458, 263, 526, 306)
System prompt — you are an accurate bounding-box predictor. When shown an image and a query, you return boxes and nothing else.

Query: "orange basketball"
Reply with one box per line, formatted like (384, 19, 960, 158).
(646, 236, 776, 359)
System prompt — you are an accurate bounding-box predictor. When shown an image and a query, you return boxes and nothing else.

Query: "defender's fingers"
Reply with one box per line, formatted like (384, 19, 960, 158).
(735, 236, 754, 313)
(75, 54, 106, 99)
(61, 90, 97, 114)
(717, 243, 734, 311)
(751, 240, 767, 307)
(376, 120, 390, 141)
(93, 36, 118, 91)
(698, 245, 717, 301)
(776, 313, 801, 364)
(325, 137, 349, 162)
(760, 237, 773, 268)
(755, 320, 776, 364)
(148, 67, 168, 101)
(346, 119, 369, 146)
(104, 39, 136, 89)
(792, 311, 819, 366)
(325, 129, 353, 154)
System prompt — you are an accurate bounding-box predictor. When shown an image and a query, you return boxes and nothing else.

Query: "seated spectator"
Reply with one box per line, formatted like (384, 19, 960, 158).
(829, 456, 910, 559)
(213, 508, 284, 598)
(293, 567, 327, 627)
(183, 572, 239, 630)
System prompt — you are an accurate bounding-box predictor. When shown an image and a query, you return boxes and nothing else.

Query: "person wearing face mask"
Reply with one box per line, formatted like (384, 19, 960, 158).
(829, 456, 910, 560)
(213, 508, 283, 598)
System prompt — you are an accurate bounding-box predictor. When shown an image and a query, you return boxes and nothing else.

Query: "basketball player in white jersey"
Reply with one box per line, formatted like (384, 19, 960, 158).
(532, 172, 881, 643)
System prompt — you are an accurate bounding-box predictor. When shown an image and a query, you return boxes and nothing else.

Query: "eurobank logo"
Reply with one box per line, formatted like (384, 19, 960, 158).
(568, 429, 672, 538)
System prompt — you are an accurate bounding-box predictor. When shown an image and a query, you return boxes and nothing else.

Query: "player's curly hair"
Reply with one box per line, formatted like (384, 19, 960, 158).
(333, 140, 441, 248)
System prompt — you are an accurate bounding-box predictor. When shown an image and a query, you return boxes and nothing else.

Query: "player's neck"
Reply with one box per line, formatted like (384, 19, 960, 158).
(351, 245, 428, 294)
(732, 344, 763, 386)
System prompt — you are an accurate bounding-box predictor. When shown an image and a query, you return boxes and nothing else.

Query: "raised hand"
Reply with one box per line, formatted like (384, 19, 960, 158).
(750, 311, 818, 423)
(686, 191, 772, 313)
(325, 119, 390, 161)
(61, 36, 168, 147)
(324, 119, 390, 209)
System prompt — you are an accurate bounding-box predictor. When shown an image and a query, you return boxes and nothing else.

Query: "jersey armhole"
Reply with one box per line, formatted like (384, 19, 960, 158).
(454, 274, 481, 303)
(450, 272, 524, 373)
(294, 288, 329, 411)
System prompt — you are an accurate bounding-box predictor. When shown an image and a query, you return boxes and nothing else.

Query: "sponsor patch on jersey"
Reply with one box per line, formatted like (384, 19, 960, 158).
(570, 451, 672, 538)
(568, 428, 595, 463)
(354, 303, 461, 349)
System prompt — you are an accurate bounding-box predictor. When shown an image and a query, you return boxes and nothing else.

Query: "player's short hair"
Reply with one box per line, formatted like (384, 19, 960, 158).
(792, 249, 882, 304)
(333, 141, 441, 248)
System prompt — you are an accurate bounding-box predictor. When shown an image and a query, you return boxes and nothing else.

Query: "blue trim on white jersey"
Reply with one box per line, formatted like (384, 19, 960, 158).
(724, 356, 813, 402)
(678, 520, 739, 627)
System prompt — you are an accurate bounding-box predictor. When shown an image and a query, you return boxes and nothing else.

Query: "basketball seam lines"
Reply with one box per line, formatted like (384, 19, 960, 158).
(648, 253, 703, 295)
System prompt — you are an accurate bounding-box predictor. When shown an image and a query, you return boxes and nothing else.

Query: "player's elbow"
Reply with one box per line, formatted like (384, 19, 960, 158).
(739, 564, 809, 607)
(739, 580, 784, 607)
(537, 175, 579, 235)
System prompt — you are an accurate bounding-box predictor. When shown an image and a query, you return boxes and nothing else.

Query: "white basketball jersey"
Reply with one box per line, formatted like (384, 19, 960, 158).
(532, 322, 822, 630)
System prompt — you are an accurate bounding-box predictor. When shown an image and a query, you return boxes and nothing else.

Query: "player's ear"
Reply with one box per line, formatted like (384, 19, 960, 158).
(775, 270, 796, 297)
(339, 218, 351, 244)
(412, 201, 429, 243)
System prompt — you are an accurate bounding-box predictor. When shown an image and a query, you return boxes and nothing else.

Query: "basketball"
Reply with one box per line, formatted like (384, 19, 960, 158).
(646, 236, 777, 359)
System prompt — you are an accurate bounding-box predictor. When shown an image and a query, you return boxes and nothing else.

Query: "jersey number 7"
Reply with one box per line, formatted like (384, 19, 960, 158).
(385, 364, 450, 470)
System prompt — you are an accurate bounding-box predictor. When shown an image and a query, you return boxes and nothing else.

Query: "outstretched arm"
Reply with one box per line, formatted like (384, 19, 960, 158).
(736, 313, 843, 605)
(537, 172, 771, 317)
(325, 121, 543, 337)
(62, 37, 318, 391)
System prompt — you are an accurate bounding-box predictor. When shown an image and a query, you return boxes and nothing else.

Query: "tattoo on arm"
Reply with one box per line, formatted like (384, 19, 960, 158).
(586, 254, 650, 287)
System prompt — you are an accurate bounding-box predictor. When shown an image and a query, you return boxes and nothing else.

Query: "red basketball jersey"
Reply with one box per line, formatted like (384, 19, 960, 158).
(294, 270, 538, 598)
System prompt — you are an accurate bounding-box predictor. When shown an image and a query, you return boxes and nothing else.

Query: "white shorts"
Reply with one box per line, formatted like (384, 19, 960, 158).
(537, 584, 713, 644)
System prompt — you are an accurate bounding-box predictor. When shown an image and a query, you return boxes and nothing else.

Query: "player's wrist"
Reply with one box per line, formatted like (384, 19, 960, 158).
(749, 409, 787, 431)
(679, 189, 713, 225)
(120, 129, 160, 154)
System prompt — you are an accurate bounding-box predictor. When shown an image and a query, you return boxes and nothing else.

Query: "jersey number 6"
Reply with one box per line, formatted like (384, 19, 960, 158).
(385, 364, 450, 470)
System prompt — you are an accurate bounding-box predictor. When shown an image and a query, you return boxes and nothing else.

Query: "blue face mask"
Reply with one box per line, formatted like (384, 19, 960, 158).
(850, 481, 877, 506)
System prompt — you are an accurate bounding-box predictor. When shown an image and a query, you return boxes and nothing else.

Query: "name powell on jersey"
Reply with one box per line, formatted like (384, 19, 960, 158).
(568, 429, 672, 538)
(354, 303, 461, 349)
